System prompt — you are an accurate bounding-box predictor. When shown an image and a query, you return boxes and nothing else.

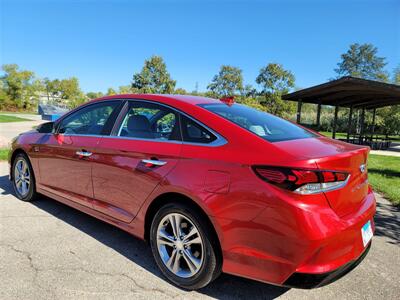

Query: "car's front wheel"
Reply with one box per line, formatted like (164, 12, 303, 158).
(12, 153, 37, 202)
(150, 202, 221, 290)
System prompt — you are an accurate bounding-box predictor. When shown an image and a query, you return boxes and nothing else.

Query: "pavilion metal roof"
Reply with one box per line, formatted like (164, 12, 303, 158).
(282, 76, 400, 109)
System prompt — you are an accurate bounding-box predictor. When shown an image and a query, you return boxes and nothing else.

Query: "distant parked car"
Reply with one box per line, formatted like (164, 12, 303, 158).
(9, 94, 375, 290)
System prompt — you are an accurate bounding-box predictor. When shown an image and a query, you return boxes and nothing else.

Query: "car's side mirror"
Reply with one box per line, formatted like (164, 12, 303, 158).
(36, 122, 55, 133)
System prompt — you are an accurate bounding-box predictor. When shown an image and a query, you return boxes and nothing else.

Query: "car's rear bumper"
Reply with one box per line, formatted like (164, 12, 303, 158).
(217, 187, 376, 287)
(283, 242, 371, 288)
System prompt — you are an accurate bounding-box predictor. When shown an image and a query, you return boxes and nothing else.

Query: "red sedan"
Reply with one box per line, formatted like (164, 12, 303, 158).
(9, 94, 375, 290)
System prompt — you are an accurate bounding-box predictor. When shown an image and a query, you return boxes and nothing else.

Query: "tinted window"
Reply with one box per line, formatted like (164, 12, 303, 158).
(58, 101, 119, 135)
(180, 115, 217, 144)
(117, 102, 179, 141)
(200, 103, 316, 142)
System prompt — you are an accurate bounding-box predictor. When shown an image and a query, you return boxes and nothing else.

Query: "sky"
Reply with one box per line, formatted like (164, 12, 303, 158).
(0, 0, 399, 93)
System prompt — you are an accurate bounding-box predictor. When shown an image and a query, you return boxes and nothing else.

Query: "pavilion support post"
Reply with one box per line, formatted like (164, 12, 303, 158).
(347, 105, 353, 142)
(332, 106, 339, 139)
(296, 100, 302, 124)
(371, 108, 376, 140)
(359, 108, 366, 144)
(316, 103, 322, 129)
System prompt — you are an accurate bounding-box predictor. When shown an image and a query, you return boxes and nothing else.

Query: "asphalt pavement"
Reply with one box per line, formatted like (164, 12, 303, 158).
(0, 161, 399, 299)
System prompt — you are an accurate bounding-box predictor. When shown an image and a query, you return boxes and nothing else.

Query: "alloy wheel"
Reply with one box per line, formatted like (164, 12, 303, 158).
(14, 158, 31, 197)
(156, 213, 204, 278)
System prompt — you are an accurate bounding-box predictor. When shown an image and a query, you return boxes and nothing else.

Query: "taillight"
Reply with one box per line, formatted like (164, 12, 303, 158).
(252, 166, 350, 195)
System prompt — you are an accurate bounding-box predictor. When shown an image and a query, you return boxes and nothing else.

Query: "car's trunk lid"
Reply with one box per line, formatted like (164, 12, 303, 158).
(273, 137, 369, 217)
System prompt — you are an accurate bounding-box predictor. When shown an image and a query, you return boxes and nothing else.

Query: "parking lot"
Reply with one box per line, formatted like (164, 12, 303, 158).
(0, 161, 399, 299)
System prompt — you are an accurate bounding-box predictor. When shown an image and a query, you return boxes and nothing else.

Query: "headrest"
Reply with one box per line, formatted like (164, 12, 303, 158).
(127, 115, 151, 132)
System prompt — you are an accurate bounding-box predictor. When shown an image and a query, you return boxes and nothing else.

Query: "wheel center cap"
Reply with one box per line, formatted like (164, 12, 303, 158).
(175, 240, 184, 250)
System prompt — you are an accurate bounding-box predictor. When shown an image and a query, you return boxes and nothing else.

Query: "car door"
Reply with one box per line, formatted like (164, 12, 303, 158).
(37, 100, 122, 207)
(91, 100, 182, 222)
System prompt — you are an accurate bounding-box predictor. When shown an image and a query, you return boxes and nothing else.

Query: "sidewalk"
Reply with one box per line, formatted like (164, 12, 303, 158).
(0, 114, 45, 148)
(370, 142, 400, 157)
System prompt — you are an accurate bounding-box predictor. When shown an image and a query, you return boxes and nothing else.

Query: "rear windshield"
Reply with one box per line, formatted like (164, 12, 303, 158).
(199, 103, 316, 142)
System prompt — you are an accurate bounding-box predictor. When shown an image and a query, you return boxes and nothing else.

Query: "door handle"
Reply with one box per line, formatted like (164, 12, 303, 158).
(76, 150, 93, 157)
(141, 159, 167, 167)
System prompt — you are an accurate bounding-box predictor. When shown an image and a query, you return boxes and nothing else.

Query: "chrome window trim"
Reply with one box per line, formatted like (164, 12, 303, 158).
(53, 98, 228, 147)
(112, 98, 228, 147)
(58, 131, 227, 147)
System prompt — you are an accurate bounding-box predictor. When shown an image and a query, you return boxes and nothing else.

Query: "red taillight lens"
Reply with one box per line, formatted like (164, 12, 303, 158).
(252, 166, 349, 194)
(292, 170, 319, 185)
(256, 169, 287, 183)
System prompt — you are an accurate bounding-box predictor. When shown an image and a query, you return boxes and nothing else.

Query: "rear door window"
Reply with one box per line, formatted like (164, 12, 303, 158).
(117, 101, 180, 141)
(180, 115, 217, 144)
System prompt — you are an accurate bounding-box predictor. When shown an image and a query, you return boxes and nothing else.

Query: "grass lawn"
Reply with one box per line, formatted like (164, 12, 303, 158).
(320, 131, 348, 139)
(0, 115, 31, 122)
(0, 148, 9, 161)
(0, 110, 36, 114)
(368, 154, 400, 206)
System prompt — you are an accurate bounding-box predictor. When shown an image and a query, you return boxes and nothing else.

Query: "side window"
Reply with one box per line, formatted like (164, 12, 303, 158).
(181, 115, 217, 144)
(117, 102, 180, 141)
(58, 101, 119, 135)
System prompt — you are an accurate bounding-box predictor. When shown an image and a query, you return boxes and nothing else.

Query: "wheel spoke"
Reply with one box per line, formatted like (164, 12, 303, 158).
(166, 249, 180, 273)
(183, 226, 199, 243)
(184, 236, 202, 246)
(172, 252, 181, 273)
(168, 214, 181, 238)
(182, 249, 201, 274)
(157, 229, 175, 247)
(21, 181, 28, 194)
(17, 161, 23, 173)
(22, 161, 28, 174)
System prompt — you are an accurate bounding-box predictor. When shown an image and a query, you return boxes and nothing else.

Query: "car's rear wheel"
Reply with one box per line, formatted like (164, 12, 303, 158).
(12, 153, 37, 202)
(150, 202, 221, 290)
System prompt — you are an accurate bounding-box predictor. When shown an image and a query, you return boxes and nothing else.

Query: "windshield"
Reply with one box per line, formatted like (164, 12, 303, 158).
(199, 103, 317, 142)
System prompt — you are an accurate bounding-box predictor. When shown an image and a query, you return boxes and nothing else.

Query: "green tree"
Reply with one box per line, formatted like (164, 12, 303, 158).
(237, 97, 267, 112)
(393, 65, 400, 84)
(86, 91, 104, 99)
(377, 106, 400, 136)
(207, 65, 243, 97)
(335, 43, 388, 81)
(132, 56, 176, 94)
(243, 84, 257, 98)
(57, 77, 85, 108)
(43, 78, 62, 101)
(107, 88, 116, 96)
(174, 87, 187, 95)
(0, 64, 39, 110)
(118, 85, 132, 94)
(256, 63, 295, 116)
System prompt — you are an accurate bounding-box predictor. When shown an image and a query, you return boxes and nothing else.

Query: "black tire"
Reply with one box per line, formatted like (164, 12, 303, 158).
(12, 153, 37, 202)
(150, 202, 221, 290)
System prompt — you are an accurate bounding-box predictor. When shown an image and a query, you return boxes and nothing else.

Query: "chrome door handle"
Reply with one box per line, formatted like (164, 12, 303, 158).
(142, 159, 167, 166)
(76, 150, 93, 157)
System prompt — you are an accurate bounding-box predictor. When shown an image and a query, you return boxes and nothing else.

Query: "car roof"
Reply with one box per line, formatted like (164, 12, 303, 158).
(90, 94, 221, 106)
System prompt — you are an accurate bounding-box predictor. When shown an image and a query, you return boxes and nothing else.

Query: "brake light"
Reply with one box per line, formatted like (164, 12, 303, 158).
(252, 166, 350, 195)
(220, 96, 235, 106)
